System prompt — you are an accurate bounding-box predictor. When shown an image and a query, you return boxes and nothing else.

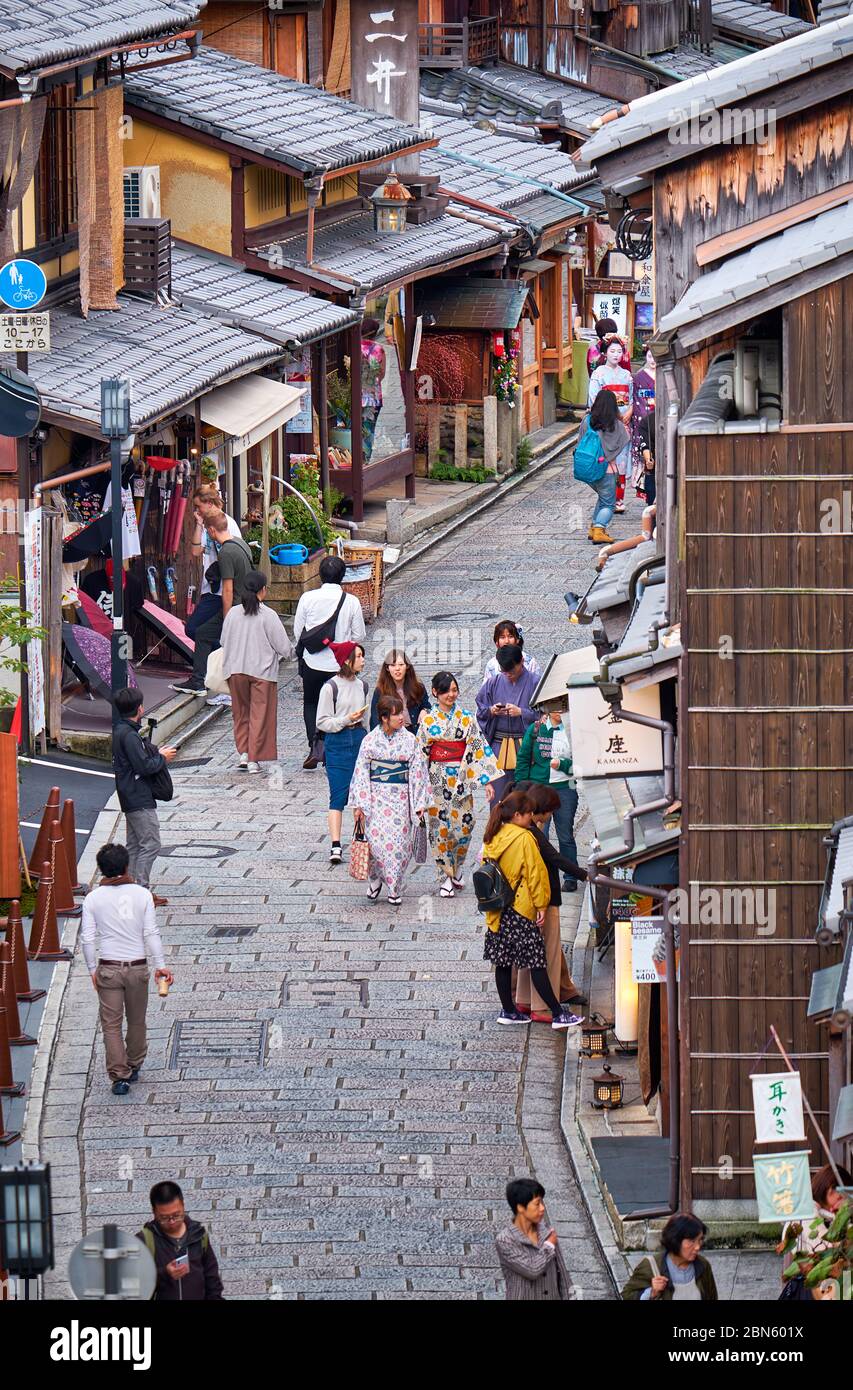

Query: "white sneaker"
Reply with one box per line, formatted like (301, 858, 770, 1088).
(238, 753, 248, 770)
(246, 761, 260, 774)
(207, 693, 232, 707)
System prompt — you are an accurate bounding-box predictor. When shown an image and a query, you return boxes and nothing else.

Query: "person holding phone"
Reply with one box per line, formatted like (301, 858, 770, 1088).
(316, 641, 369, 864)
(495, 1178, 571, 1300)
(137, 1181, 224, 1301)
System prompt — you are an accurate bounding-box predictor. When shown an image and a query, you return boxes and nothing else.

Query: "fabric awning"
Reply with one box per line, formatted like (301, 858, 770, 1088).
(200, 376, 305, 453)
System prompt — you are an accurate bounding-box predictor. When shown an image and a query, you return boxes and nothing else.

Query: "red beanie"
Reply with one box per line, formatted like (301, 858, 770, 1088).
(324, 639, 358, 667)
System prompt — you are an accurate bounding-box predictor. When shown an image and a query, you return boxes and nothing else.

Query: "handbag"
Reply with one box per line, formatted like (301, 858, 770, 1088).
(309, 730, 326, 765)
(412, 818, 428, 864)
(204, 646, 230, 695)
(349, 825, 370, 881)
(139, 735, 173, 803)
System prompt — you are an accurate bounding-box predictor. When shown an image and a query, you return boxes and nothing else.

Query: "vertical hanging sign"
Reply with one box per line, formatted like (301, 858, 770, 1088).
(24, 508, 45, 739)
(350, 0, 420, 174)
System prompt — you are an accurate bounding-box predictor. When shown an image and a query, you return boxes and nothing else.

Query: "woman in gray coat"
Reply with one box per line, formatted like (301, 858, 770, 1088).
(495, 1178, 571, 1300)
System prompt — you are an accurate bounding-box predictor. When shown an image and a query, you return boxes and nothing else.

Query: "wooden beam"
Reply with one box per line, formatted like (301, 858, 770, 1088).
(696, 183, 853, 267)
(230, 157, 245, 262)
(349, 321, 364, 523)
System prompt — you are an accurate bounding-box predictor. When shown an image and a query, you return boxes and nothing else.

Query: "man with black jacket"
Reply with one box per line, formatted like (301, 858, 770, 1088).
(112, 688, 176, 907)
(137, 1181, 224, 1301)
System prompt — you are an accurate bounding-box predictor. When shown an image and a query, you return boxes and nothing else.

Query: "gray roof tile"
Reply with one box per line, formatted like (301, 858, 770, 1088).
(650, 38, 753, 78)
(712, 0, 812, 40)
(422, 112, 589, 206)
(414, 277, 528, 330)
(577, 16, 853, 166)
(819, 0, 853, 22)
(607, 575, 683, 681)
(170, 243, 358, 345)
(1, 294, 279, 431)
(125, 44, 429, 175)
(420, 62, 614, 136)
(0, 0, 202, 76)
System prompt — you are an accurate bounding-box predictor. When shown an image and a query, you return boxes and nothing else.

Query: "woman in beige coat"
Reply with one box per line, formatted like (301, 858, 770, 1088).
(220, 570, 292, 771)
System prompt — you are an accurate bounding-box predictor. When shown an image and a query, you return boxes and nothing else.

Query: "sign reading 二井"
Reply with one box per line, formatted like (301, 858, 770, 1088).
(0, 312, 50, 351)
(750, 1071, 806, 1144)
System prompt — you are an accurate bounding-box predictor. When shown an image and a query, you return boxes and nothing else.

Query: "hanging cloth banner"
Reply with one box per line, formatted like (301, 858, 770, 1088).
(753, 1150, 813, 1224)
(750, 1070, 806, 1144)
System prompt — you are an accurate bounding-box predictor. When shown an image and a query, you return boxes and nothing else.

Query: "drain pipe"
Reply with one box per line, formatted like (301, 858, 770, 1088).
(661, 366, 680, 625)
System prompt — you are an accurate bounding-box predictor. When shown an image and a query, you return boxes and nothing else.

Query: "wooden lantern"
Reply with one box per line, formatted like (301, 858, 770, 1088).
(592, 1064, 624, 1110)
(581, 1014, 611, 1058)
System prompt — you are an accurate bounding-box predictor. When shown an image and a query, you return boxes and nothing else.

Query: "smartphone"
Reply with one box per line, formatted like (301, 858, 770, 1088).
(173, 1252, 189, 1272)
(493, 703, 506, 711)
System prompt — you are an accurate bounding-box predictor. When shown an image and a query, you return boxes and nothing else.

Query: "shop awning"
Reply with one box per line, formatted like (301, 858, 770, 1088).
(806, 932, 853, 1027)
(832, 1084, 853, 1146)
(200, 376, 305, 454)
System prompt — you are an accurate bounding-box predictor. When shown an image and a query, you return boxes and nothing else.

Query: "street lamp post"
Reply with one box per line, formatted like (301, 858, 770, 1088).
(0, 1163, 54, 1299)
(100, 378, 132, 723)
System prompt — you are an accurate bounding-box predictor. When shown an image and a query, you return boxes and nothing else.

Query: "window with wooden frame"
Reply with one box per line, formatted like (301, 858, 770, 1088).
(540, 260, 571, 375)
(36, 86, 77, 244)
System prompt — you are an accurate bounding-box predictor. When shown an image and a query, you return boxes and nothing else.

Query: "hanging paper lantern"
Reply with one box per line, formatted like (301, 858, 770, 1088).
(492, 332, 505, 359)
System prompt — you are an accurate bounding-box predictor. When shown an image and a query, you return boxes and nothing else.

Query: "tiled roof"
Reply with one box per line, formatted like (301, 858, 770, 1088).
(576, 15, 853, 166)
(819, 0, 852, 21)
(420, 63, 614, 137)
(423, 113, 590, 204)
(0, 295, 280, 432)
(607, 574, 683, 682)
(712, 0, 812, 41)
(650, 38, 753, 78)
(660, 199, 853, 335)
(0, 0, 202, 76)
(582, 773, 677, 864)
(819, 818, 853, 941)
(414, 277, 529, 330)
(124, 45, 430, 176)
(250, 211, 513, 297)
(170, 243, 358, 345)
(585, 542, 660, 615)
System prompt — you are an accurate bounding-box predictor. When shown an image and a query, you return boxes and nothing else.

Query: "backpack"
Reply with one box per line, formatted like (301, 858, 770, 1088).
(472, 852, 520, 916)
(295, 591, 347, 659)
(573, 422, 608, 484)
(140, 1226, 209, 1260)
(139, 732, 173, 802)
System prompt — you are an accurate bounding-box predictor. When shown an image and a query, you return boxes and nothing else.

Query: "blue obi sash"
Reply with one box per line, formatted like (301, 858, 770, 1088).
(369, 759, 409, 784)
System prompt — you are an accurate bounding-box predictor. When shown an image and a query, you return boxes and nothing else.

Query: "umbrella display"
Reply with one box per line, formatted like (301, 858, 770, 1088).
(62, 623, 138, 702)
(62, 511, 112, 563)
(74, 591, 112, 639)
(139, 600, 194, 662)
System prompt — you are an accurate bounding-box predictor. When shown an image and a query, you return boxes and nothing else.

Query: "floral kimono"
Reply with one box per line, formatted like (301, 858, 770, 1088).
(418, 704, 500, 879)
(350, 725, 430, 895)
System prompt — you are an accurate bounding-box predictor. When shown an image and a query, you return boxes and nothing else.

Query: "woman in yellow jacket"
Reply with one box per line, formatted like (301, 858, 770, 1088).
(481, 789, 585, 1030)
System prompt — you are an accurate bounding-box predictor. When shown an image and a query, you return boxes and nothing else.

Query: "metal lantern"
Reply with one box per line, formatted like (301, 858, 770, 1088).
(100, 376, 132, 439)
(0, 1163, 54, 1278)
(370, 169, 412, 234)
(591, 1064, 624, 1110)
(581, 1014, 611, 1058)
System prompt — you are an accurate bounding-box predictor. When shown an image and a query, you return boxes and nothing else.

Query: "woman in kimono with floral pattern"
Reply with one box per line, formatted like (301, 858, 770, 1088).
(351, 694, 430, 906)
(418, 670, 501, 899)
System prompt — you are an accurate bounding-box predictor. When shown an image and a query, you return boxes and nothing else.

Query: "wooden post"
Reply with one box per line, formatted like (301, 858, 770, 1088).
(230, 157, 245, 261)
(193, 398, 202, 456)
(0, 734, 18, 899)
(403, 282, 416, 500)
(317, 337, 330, 505)
(46, 507, 62, 747)
(349, 321, 364, 522)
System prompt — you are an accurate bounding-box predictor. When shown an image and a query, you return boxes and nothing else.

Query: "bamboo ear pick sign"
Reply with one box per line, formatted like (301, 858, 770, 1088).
(750, 1070, 806, 1143)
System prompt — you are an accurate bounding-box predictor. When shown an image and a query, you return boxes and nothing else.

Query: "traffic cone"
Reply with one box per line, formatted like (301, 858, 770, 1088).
(0, 1093, 20, 1147)
(0, 944, 34, 1046)
(2, 901, 45, 1003)
(27, 786, 60, 879)
(27, 861, 71, 963)
(0, 993, 25, 1096)
(61, 799, 84, 892)
(49, 820, 81, 918)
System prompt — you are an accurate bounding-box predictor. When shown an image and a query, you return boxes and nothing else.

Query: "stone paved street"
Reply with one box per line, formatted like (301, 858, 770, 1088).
(39, 459, 626, 1300)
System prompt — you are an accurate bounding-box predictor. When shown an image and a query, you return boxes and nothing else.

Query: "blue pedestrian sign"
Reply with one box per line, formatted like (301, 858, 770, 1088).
(0, 259, 47, 310)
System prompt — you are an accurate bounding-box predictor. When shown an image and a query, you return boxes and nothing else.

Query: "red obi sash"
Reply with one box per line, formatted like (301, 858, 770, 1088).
(429, 740, 467, 764)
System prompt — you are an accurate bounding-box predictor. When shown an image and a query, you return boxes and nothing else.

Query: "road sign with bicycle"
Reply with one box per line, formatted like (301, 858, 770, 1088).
(0, 258, 47, 311)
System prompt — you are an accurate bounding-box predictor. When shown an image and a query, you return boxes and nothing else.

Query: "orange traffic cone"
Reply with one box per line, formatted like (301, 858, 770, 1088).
(27, 786, 60, 879)
(61, 798, 84, 893)
(0, 1093, 20, 1147)
(0, 944, 34, 1046)
(49, 820, 81, 918)
(0, 993, 25, 1096)
(2, 901, 45, 1003)
(27, 861, 72, 963)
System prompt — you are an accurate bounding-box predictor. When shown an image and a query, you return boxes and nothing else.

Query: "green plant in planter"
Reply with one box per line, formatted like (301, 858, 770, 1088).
(199, 455, 219, 483)
(0, 577, 47, 708)
(515, 436, 533, 472)
(247, 458, 341, 556)
(327, 365, 352, 426)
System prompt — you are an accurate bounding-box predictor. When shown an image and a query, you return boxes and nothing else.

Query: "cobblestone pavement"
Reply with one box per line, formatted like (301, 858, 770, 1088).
(41, 460, 632, 1299)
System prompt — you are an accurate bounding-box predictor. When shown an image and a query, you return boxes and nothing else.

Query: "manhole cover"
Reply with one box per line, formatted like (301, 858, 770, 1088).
(207, 926, 258, 939)
(168, 1020, 268, 1067)
(157, 844, 236, 860)
(285, 978, 368, 1007)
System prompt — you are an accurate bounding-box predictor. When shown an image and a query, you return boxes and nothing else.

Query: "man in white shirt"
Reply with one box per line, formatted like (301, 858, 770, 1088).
(293, 555, 366, 768)
(80, 842, 174, 1096)
(191, 487, 240, 596)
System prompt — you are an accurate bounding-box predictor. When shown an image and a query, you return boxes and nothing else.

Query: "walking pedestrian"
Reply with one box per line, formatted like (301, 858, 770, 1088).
(418, 671, 500, 899)
(350, 694, 430, 905)
(475, 644, 539, 802)
(181, 561, 223, 696)
(206, 511, 254, 614)
(220, 570, 292, 772)
(293, 555, 366, 768)
(588, 337, 633, 514)
(513, 783, 587, 1018)
(80, 842, 173, 1095)
(621, 1213, 718, 1300)
(479, 789, 583, 1029)
(171, 489, 240, 694)
(631, 348, 656, 498)
(369, 649, 430, 729)
(316, 640, 369, 864)
(483, 620, 540, 681)
(579, 389, 630, 546)
(137, 1181, 224, 1301)
(112, 687, 176, 907)
(495, 1178, 571, 1301)
(515, 700, 579, 889)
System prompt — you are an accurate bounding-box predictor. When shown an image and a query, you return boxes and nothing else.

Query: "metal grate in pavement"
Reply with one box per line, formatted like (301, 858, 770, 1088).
(168, 1020, 268, 1068)
(285, 977, 369, 1007)
(206, 926, 259, 939)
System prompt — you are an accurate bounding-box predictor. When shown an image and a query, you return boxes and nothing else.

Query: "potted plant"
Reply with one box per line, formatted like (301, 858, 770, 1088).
(327, 364, 352, 451)
(778, 1200, 853, 1299)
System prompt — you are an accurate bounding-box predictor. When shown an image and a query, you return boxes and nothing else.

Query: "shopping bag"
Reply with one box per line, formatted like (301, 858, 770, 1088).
(349, 826, 370, 881)
(412, 817, 428, 864)
(204, 647, 230, 695)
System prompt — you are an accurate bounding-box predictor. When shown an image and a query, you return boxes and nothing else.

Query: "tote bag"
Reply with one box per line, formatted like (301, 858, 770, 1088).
(205, 647, 230, 695)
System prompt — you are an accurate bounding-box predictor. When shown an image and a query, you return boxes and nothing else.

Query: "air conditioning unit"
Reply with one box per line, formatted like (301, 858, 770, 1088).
(123, 166, 161, 220)
(733, 338, 782, 422)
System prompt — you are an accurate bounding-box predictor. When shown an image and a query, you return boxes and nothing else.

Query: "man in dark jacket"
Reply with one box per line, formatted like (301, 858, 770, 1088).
(136, 1181, 224, 1301)
(112, 687, 176, 907)
(174, 561, 223, 695)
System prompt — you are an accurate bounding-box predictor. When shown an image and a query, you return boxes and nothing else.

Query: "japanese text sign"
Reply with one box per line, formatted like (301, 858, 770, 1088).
(750, 1070, 806, 1144)
(753, 1150, 813, 1224)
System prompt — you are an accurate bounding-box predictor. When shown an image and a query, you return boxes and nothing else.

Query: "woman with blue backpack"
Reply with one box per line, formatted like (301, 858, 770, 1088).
(574, 389, 631, 545)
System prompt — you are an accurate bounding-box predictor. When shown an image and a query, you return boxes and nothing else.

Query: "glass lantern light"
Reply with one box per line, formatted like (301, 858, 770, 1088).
(580, 1013, 611, 1058)
(0, 1163, 54, 1278)
(371, 169, 412, 234)
(591, 1064, 624, 1110)
(100, 377, 132, 439)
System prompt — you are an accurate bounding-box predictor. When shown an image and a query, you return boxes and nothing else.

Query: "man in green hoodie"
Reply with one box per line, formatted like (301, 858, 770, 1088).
(515, 701, 579, 891)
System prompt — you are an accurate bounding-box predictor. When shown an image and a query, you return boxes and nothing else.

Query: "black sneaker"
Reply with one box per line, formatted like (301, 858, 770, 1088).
(562, 878, 578, 893)
(170, 678, 204, 694)
(329, 844, 343, 865)
(111, 1080, 131, 1095)
(128, 1068, 141, 1083)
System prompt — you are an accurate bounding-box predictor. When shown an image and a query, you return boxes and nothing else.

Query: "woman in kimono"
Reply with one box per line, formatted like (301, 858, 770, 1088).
(418, 670, 501, 899)
(351, 694, 430, 906)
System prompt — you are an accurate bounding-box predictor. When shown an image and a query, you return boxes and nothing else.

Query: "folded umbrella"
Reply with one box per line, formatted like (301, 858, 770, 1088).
(62, 623, 138, 702)
(139, 600, 194, 661)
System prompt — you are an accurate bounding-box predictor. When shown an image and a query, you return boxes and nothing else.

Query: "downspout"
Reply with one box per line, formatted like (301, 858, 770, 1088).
(661, 365, 680, 626)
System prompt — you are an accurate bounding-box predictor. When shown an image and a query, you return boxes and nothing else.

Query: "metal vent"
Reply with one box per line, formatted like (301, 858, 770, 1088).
(285, 978, 369, 1007)
(168, 1021, 268, 1068)
(206, 926, 259, 939)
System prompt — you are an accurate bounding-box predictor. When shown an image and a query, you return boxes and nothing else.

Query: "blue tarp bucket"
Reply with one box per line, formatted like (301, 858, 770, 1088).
(269, 543, 309, 566)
